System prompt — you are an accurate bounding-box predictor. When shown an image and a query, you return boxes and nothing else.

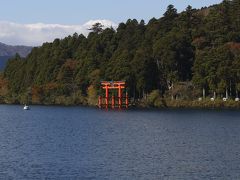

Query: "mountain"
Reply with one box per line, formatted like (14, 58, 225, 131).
(2, 0, 240, 105)
(0, 42, 32, 71)
(0, 42, 32, 57)
(0, 56, 12, 70)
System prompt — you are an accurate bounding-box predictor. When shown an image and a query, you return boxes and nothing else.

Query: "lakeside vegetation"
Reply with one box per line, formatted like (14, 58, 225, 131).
(1, 0, 240, 108)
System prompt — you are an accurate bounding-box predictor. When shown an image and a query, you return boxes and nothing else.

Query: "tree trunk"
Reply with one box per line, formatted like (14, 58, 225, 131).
(171, 82, 174, 100)
(202, 88, 205, 99)
(214, 91, 216, 99)
(230, 81, 232, 97)
(133, 86, 136, 100)
(226, 88, 228, 99)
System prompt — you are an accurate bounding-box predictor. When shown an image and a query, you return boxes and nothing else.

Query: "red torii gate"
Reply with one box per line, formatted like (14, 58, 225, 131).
(98, 81, 128, 109)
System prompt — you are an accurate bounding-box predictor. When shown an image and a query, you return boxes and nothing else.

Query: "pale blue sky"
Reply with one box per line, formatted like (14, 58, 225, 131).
(1, 0, 222, 24)
(0, 0, 223, 45)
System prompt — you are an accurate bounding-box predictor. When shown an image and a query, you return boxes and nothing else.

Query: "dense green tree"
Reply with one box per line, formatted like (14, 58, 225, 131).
(88, 22, 104, 34)
(3, 0, 240, 104)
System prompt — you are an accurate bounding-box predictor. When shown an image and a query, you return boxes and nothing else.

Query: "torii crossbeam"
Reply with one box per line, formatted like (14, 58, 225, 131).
(98, 81, 128, 109)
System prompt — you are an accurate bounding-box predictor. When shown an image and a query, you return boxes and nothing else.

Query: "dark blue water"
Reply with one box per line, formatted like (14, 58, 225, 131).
(0, 105, 240, 179)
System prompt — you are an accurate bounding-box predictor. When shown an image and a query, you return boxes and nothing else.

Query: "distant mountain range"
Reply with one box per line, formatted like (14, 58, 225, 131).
(0, 42, 32, 70)
(0, 42, 32, 57)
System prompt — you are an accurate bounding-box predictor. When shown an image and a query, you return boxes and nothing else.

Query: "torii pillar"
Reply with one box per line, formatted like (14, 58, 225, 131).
(99, 81, 127, 109)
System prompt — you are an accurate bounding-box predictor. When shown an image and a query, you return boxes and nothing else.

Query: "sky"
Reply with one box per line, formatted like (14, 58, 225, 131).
(0, 0, 223, 46)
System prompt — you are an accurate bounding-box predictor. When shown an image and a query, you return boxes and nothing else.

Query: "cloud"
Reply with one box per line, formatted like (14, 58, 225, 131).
(0, 20, 117, 46)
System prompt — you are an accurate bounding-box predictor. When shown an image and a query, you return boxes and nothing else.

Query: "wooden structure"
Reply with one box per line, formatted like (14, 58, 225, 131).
(98, 81, 128, 109)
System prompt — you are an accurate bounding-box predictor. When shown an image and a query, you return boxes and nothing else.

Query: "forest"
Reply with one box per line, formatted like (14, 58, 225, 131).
(1, 0, 240, 107)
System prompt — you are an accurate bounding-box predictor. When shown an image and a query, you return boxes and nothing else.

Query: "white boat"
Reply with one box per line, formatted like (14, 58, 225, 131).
(23, 104, 30, 110)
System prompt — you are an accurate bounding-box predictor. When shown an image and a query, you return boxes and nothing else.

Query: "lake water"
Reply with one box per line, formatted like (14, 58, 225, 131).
(0, 105, 240, 179)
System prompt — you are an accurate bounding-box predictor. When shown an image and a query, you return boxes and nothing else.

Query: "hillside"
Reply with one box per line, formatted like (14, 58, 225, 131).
(0, 56, 11, 70)
(0, 42, 32, 71)
(0, 42, 32, 57)
(2, 0, 240, 106)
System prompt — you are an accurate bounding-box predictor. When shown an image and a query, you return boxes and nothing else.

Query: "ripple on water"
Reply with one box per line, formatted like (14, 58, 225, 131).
(0, 106, 240, 179)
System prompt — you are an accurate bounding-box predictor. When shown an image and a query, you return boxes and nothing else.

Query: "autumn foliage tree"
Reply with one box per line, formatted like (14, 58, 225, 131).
(3, 0, 240, 105)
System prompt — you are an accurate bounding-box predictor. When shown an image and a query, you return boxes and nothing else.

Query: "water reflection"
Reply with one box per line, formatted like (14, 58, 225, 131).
(0, 105, 239, 179)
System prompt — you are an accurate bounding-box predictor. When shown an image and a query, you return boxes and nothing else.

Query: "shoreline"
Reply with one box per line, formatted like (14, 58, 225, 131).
(1, 99, 240, 110)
